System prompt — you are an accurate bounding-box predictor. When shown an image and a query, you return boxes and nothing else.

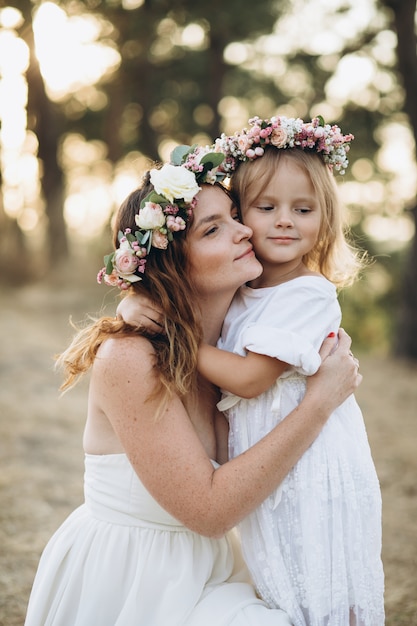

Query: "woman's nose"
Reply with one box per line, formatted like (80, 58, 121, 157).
(235, 221, 253, 240)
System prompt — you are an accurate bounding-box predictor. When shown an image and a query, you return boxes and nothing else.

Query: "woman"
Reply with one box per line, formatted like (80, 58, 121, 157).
(25, 147, 361, 626)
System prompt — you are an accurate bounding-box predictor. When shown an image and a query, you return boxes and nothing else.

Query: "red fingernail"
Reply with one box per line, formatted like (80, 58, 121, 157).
(327, 332, 336, 338)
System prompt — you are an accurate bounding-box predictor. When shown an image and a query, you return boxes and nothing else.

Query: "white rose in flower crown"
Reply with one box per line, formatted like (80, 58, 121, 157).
(150, 164, 200, 204)
(135, 202, 165, 230)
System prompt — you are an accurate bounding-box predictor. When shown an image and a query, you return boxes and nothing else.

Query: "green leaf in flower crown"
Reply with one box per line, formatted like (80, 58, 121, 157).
(140, 191, 167, 209)
(171, 144, 197, 166)
(199, 151, 225, 170)
(316, 115, 325, 126)
(136, 230, 150, 246)
(125, 232, 136, 243)
(104, 253, 114, 274)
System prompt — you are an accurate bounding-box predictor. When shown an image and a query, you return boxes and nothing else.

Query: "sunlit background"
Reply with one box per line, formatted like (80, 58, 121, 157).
(0, 0, 415, 249)
(0, 0, 415, 346)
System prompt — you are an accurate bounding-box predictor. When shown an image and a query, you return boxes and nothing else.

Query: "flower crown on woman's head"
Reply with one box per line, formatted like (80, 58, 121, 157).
(97, 144, 226, 290)
(213, 115, 354, 176)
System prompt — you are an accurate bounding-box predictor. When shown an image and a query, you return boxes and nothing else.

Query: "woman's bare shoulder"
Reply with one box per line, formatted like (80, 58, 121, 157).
(95, 334, 156, 374)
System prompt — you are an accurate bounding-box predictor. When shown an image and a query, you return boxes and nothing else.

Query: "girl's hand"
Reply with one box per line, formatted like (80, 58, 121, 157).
(116, 294, 164, 334)
(307, 328, 362, 413)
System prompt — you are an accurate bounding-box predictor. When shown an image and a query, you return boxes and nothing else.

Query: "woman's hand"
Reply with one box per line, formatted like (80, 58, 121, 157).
(306, 328, 362, 414)
(116, 294, 164, 334)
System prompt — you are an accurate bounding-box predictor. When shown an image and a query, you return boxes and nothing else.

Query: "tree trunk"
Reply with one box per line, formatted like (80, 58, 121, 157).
(382, 0, 417, 358)
(23, 17, 68, 265)
(394, 206, 417, 358)
(0, 166, 33, 285)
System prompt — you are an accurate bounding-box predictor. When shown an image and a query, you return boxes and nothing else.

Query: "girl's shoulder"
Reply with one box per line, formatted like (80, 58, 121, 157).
(241, 274, 335, 299)
(289, 273, 334, 289)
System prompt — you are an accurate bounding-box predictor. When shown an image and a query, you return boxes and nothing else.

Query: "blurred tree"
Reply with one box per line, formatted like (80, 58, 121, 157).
(380, 0, 417, 358)
(0, 158, 32, 284)
(80, 0, 286, 160)
(0, 0, 286, 285)
(6, 0, 68, 270)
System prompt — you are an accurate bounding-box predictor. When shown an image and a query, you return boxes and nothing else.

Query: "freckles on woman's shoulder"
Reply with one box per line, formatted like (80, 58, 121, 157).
(96, 334, 156, 370)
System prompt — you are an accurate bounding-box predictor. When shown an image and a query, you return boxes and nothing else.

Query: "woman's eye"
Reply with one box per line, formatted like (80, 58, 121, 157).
(204, 226, 218, 236)
(232, 212, 242, 222)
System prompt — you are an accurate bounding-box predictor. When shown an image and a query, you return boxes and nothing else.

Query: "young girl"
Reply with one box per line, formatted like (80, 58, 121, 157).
(197, 116, 385, 626)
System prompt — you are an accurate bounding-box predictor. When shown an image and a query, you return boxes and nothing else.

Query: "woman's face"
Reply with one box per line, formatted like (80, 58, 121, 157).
(187, 185, 262, 297)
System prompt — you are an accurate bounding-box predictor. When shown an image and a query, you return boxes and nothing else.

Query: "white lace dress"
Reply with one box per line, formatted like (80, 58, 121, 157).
(25, 454, 293, 626)
(217, 276, 384, 626)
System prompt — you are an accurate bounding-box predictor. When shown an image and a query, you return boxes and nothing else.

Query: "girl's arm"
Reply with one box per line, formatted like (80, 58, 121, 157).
(198, 343, 287, 398)
(119, 294, 287, 398)
(116, 293, 164, 333)
(92, 329, 360, 539)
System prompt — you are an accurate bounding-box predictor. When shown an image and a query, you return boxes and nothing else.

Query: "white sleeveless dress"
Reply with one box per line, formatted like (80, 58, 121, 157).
(24, 453, 292, 626)
(218, 277, 385, 626)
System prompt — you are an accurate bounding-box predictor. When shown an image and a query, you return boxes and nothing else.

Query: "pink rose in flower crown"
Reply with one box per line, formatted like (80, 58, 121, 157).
(102, 270, 121, 287)
(135, 202, 165, 230)
(151, 230, 169, 250)
(114, 239, 141, 275)
(270, 127, 288, 148)
(237, 134, 251, 154)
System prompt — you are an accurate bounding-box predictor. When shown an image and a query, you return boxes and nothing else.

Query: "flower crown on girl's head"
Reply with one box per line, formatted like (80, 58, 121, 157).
(213, 115, 354, 176)
(97, 144, 226, 290)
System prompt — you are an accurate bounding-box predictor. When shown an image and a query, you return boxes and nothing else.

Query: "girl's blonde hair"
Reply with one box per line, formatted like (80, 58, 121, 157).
(231, 147, 365, 288)
(56, 174, 203, 404)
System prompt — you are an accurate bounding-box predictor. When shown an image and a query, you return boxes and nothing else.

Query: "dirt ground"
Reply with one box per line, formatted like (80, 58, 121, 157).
(0, 276, 416, 626)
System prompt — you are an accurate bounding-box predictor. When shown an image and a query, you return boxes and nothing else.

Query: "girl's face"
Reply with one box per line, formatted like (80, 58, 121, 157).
(187, 185, 262, 298)
(240, 157, 322, 287)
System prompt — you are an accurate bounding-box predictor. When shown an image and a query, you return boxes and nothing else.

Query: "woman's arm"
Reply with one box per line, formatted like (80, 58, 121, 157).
(198, 344, 287, 398)
(92, 329, 360, 539)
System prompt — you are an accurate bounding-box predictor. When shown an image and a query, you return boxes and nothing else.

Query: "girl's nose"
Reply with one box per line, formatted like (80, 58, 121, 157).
(275, 209, 293, 227)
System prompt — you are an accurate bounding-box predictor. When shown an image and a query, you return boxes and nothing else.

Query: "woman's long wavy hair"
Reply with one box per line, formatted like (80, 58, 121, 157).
(56, 172, 203, 405)
(231, 147, 366, 288)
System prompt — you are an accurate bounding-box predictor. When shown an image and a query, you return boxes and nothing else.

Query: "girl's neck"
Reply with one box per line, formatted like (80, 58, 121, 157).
(249, 261, 317, 289)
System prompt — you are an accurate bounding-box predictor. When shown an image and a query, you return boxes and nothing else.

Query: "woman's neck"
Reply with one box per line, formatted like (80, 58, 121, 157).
(198, 291, 235, 346)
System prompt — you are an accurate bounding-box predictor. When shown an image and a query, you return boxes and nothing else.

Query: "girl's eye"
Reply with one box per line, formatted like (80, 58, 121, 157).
(256, 205, 274, 211)
(295, 207, 312, 214)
